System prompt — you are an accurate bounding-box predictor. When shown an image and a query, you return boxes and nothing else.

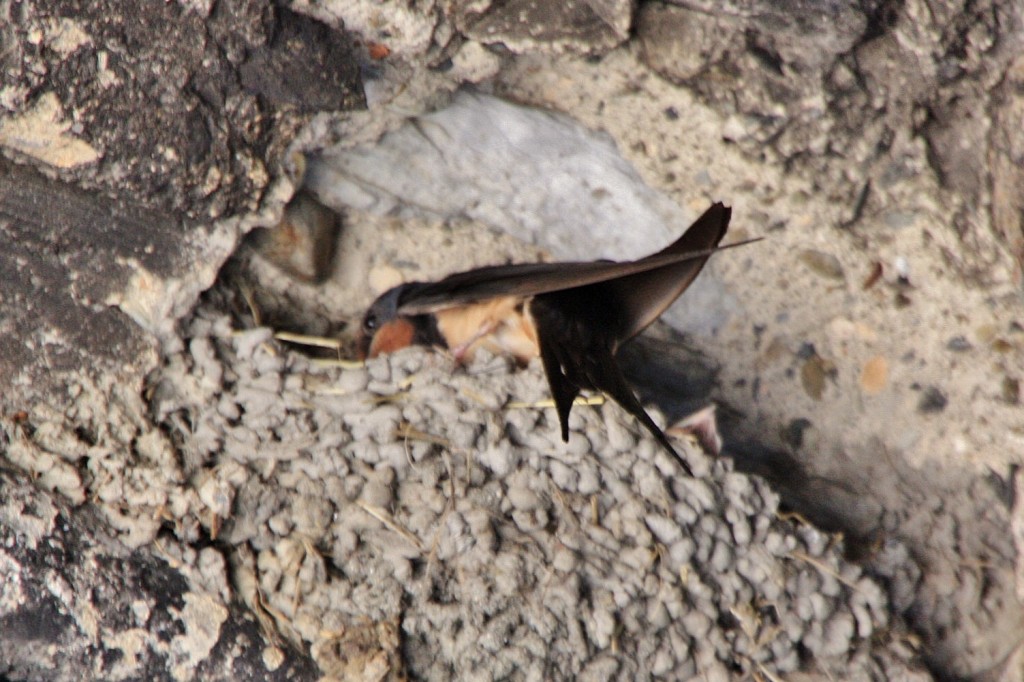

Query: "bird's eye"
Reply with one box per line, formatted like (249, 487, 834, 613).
(363, 313, 378, 332)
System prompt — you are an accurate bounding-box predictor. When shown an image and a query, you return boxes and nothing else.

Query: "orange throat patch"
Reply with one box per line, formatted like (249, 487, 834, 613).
(367, 318, 417, 358)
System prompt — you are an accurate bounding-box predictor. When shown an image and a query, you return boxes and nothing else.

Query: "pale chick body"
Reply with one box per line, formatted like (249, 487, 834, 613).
(434, 296, 539, 363)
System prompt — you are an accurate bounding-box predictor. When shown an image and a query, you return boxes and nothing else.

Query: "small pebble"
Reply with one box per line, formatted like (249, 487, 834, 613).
(917, 385, 948, 413)
(860, 355, 889, 394)
(232, 327, 274, 359)
(336, 367, 369, 393)
(645, 513, 682, 545)
(799, 250, 846, 281)
(946, 335, 972, 352)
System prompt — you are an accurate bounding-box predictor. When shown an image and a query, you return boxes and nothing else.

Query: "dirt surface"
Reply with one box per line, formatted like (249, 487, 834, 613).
(2, 0, 1023, 680)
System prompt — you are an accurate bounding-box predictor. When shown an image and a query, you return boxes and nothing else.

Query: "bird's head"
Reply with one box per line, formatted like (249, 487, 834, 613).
(356, 283, 442, 359)
(357, 284, 409, 359)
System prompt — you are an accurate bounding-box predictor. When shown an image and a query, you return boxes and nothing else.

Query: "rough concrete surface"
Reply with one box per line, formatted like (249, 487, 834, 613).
(1, 0, 1023, 680)
(0, 0, 364, 406)
(0, 463, 320, 680)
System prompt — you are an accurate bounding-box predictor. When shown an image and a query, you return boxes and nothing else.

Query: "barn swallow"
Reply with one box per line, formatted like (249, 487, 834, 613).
(356, 203, 755, 473)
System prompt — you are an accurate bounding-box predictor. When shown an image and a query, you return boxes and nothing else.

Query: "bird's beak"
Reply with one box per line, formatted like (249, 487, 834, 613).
(355, 331, 371, 360)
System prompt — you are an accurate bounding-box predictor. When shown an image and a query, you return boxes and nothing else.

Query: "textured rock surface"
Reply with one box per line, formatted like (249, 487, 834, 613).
(0, 156, 169, 407)
(636, 0, 1024, 273)
(0, 463, 319, 680)
(0, 2, 363, 677)
(0, 0, 364, 408)
(2, 0, 1023, 679)
(0, 0, 363, 218)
